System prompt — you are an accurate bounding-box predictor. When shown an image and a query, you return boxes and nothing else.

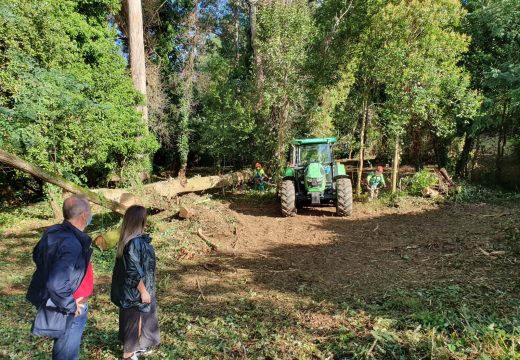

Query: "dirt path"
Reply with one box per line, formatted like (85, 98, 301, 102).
(171, 196, 519, 310)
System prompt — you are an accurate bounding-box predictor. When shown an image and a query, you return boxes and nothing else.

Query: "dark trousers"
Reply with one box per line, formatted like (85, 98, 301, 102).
(52, 303, 88, 360)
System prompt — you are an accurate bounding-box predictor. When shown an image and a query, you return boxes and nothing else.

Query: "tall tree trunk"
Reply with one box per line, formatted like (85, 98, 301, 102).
(468, 134, 481, 180)
(495, 103, 508, 184)
(127, 0, 148, 123)
(178, 2, 200, 178)
(495, 125, 507, 184)
(391, 135, 400, 193)
(455, 132, 474, 178)
(249, 0, 264, 110)
(274, 100, 290, 182)
(233, 0, 240, 65)
(356, 94, 368, 196)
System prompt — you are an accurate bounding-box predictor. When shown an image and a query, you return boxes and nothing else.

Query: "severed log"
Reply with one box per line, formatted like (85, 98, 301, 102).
(94, 169, 253, 204)
(0, 149, 128, 215)
(144, 170, 252, 198)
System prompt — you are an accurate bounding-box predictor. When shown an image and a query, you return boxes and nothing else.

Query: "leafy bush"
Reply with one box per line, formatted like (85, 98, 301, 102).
(451, 182, 520, 203)
(402, 169, 438, 196)
(0, 0, 158, 187)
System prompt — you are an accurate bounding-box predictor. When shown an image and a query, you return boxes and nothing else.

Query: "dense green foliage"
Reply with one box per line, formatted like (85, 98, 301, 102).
(147, 0, 496, 177)
(459, 0, 520, 181)
(0, 0, 157, 187)
(1, 0, 519, 193)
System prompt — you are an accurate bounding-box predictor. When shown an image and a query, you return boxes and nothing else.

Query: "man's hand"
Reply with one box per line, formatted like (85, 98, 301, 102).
(74, 297, 85, 317)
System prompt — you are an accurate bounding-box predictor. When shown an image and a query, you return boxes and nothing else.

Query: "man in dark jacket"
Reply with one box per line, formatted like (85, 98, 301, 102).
(26, 195, 94, 360)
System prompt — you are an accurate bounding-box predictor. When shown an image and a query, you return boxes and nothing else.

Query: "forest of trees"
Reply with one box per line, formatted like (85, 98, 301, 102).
(1, 0, 519, 201)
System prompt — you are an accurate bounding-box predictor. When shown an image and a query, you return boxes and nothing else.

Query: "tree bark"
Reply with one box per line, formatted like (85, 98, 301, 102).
(144, 169, 253, 198)
(233, 0, 241, 65)
(93, 169, 253, 205)
(495, 103, 509, 183)
(356, 94, 368, 196)
(455, 133, 474, 178)
(391, 135, 400, 193)
(249, 0, 264, 110)
(178, 1, 200, 178)
(272, 98, 290, 185)
(0, 150, 128, 215)
(127, 0, 148, 123)
(468, 135, 481, 180)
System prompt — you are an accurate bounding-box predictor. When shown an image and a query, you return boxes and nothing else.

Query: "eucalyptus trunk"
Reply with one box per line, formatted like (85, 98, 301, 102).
(495, 102, 509, 184)
(127, 0, 148, 123)
(178, 2, 200, 178)
(455, 133, 475, 178)
(249, 0, 264, 110)
(391, 135, 400, 193)
(356, 94, 368, 196)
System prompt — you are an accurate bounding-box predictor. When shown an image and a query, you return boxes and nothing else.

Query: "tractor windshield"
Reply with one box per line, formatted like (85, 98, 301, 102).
(297, 144, 331, 165)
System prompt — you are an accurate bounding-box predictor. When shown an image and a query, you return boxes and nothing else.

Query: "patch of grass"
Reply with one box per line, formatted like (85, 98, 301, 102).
(0, 202, 51, 229)
(356, 286, 520, 359)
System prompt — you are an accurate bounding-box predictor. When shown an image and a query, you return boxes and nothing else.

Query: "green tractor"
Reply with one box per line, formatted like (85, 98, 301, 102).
(280, 137, 352, 217)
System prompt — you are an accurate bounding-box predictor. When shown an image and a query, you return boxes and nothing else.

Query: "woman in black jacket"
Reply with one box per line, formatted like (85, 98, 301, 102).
(111, 205, 160, 360)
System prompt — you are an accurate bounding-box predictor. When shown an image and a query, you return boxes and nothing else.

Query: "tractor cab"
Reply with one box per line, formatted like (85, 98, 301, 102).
(293, 141, 333, 166)
(290, 138, 334, 191)
(281, 138, 352, 217)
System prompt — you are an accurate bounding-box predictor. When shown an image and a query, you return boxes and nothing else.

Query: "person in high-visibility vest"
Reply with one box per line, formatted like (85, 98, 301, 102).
(367, 165, 386, 200)
(254, 163, 266, 192)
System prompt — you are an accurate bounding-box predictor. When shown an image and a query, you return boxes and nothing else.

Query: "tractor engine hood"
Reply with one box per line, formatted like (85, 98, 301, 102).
(305, 163, 326, 190)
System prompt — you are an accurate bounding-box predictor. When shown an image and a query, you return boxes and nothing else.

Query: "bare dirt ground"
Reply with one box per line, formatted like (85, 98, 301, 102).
(168, 194, 519, 314)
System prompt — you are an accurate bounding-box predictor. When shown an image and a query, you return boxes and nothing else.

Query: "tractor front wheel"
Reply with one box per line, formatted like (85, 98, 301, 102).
(336, 178, 353, 216)
(281, 180, 296, 216)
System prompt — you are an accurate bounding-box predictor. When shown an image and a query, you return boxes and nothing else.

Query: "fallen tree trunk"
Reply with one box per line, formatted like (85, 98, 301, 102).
(95, 169, 253, 204)
(145, 170, 252, 198)
(0, 149, 128, 215)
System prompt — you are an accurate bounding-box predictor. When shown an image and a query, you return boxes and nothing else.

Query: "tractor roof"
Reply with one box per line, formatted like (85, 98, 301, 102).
(291, 137, 337, 145)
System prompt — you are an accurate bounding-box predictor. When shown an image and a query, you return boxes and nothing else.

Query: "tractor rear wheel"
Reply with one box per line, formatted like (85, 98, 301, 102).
(281, 180, 296, 216)
(336, 178, 353, 216)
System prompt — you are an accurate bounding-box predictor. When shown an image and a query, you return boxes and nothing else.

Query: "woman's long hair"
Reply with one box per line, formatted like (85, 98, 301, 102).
(117, 205, 147, 257)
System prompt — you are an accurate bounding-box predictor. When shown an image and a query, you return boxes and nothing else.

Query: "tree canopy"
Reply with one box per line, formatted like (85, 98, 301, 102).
(1, 0, 519, 193)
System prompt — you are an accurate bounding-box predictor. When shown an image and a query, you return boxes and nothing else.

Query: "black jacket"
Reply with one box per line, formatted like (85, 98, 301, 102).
(111, 234, 156, 312)
(26, 221, 92, 336)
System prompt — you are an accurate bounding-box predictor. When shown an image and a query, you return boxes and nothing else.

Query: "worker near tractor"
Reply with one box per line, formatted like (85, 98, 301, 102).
(367, 165, 386, 200)
(254, 163, 267, 192)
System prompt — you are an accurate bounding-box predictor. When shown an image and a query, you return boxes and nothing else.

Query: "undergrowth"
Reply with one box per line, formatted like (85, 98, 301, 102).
(0, 192, 518, 359)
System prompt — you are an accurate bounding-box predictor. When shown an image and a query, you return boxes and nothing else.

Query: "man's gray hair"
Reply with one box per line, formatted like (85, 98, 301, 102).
(63, 195, 90, 220)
